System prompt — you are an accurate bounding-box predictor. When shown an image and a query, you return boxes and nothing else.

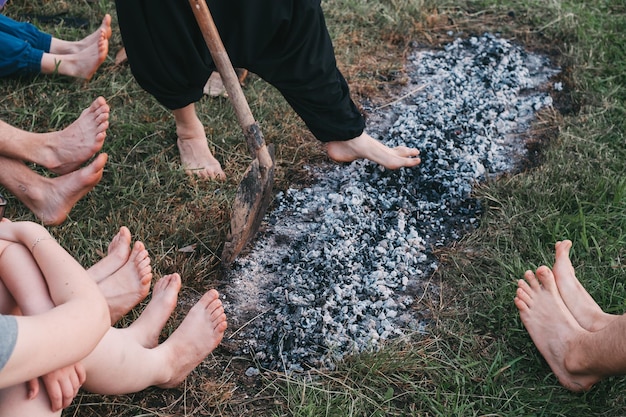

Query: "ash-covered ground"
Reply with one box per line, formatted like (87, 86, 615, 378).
(222, 33, 560, 374)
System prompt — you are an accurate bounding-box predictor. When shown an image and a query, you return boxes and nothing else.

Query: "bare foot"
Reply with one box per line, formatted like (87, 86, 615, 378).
(98, 241, 152, 324)
(203, 71, 228, 97)
(19, 153, 108, 225)
(87, 226, 133, 283)
(515, 266, 600, 391)
(126, 274, 182, 348)
(42, 28, 109, 80)
(157, 288, 227, 388)
(76, 14, 113, 48)
(49, 15, 113, 54)
(173, 104, 225, 179)
(37, 97, 110, 175)
(176, 133, 226, 180)
(325, 131, 421, 170)
(552, 240, 617, 331)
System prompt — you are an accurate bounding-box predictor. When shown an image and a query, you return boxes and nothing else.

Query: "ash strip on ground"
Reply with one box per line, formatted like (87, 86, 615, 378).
(222, 33, 560, 374)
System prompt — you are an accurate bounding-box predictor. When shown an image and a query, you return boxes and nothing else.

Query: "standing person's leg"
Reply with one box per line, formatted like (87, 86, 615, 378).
(172, 103, 225, 179)
(81, 274, 227, 394)
(115, 0, 225, 180)
(0, 154, 108, 225)
(0, 97, 110, 174)
(248, 0, 420, 170)
(515, 260, 626, 391)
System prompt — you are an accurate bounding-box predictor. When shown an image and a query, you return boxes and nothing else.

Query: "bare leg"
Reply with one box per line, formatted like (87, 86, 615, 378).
(325, 131, 421, 170)
(0, 273, 17, 315)
(0, 97, 110, 175)
(0, 382, 61, 417)
(0, 154, 107, 226)
(40, 28, 108, 80)
(48, 15, 112, 54)
(172, 103, 226, 179)
(96, 241, 152, 324)
(515, 266, 604, 391)
(552, 240, 617, 331)
(81, 281, 227, 394)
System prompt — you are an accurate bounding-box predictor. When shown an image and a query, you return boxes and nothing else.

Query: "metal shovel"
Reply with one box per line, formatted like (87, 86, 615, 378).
(189, 0, 275, 266)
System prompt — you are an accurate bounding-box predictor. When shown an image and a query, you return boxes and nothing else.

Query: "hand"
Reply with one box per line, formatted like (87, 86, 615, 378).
(36, 363, 86, 411)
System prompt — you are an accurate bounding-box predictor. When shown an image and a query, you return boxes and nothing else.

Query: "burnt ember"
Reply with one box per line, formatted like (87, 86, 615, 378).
(223, 33, 560, 374)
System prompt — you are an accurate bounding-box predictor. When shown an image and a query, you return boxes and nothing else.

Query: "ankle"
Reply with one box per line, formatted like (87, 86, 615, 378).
(562, 336, 592, 375)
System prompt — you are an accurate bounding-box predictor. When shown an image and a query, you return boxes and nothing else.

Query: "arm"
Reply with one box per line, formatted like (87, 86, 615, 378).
(0, 220, 110, 389)
(0, 238, 86, 411)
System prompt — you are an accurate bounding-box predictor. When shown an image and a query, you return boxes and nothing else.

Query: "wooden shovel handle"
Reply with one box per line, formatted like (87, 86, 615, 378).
(189, 0, 263, 151)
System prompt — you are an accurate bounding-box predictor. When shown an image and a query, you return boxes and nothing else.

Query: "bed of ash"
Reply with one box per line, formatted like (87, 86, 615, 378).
(221, 33, 561, 375)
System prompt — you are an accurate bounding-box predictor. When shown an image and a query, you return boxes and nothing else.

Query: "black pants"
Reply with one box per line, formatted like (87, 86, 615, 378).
(115, 0, 365, 142)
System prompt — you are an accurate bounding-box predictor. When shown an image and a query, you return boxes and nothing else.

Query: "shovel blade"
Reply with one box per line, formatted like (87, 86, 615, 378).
(221, 145, 275, 265)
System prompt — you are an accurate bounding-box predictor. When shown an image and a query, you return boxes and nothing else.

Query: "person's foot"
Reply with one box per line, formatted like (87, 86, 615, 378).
(176, 119, 226, 179)
(75, 14, 113, 49)
(125, 273, 182, 348)
(38, 97, 110, 175)
(325, 131, 421, 170)
(156, 287, 227, 388)
(87, 226, 133, 283)
(203, 71, 228, 97)
(97, 241, 152, 324)
(552, 240, 618, 331)
(50, 15, 113, 55)
(21, 153, 108, 225)
(515, 266, 600, 391)
(44, 28, 109, 80)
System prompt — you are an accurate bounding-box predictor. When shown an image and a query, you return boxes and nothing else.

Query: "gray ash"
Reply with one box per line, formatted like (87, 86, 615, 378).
(222, 33, 559, 373)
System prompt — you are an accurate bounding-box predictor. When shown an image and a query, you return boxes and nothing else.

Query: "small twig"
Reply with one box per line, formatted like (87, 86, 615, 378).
(374, 83, 429, 110)
(228, 308, 270, 339)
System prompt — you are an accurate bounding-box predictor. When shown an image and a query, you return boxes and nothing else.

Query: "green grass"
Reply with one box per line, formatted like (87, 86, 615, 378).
(1, 0, 626, 416)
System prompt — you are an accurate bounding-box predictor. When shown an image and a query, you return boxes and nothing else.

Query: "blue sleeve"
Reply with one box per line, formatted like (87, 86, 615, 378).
(0, 315, 18, 372)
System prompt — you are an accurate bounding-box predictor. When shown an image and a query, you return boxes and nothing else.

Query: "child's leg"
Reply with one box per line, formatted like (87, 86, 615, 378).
(0, 241, 17, 314)
(0, 242, 53, 315)
(0, 382, 61, 417)
(0, 279, 16, 314)
(81, 276, 227, 395)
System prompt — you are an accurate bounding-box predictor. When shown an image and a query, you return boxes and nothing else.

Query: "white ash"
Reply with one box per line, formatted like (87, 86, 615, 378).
(222, 33, 559, 373)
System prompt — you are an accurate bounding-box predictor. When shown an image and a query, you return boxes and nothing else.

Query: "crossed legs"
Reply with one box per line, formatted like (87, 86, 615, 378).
(0, 273, 226, 416)
(0, 228, 227, 416)
(515, 240, 626, 391)
(0, 97, 110, 225)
